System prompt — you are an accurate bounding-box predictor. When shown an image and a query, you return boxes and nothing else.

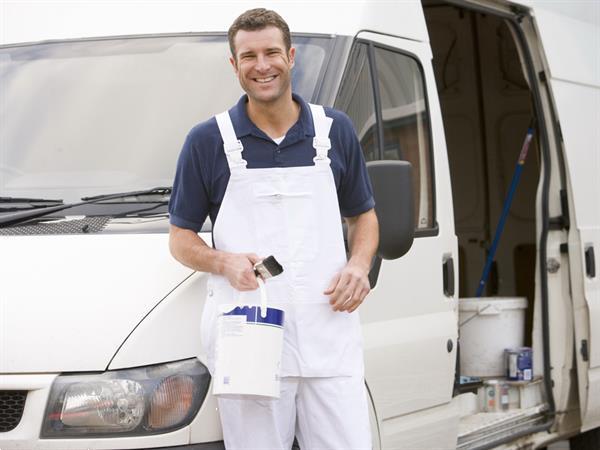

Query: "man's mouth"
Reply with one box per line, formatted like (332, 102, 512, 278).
(254, 75, 277, 84)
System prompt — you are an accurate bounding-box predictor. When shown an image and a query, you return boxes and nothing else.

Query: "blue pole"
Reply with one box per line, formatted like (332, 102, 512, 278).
(476, 128, 535, 298)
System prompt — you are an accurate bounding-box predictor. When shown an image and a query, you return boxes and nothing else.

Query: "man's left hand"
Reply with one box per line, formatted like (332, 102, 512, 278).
(324, 261, 371, 313)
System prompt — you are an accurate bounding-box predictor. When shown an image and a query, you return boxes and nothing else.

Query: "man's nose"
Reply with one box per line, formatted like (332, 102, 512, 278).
(255, 54, 270, 72)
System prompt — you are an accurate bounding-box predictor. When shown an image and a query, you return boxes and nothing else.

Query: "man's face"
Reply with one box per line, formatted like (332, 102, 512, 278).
(230, 26, 295, 105)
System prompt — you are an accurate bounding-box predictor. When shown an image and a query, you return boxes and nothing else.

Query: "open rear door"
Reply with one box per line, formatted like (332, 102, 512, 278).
(526, 3, 600, 431)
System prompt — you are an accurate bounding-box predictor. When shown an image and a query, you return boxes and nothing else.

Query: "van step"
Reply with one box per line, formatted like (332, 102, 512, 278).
(457, 405, 548, 450)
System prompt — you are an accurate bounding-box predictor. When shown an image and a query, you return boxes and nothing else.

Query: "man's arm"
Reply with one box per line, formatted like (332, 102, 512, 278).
(324, 208, 379, 312)
(169, 224, 260, 291)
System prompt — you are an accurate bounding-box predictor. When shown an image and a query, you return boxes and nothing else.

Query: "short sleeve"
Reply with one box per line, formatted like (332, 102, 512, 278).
(168, 131, 211, 232)
(330, 110, 375, 217)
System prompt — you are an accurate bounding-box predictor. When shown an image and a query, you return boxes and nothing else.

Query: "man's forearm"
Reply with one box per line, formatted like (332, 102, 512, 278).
(346, 208, 379, 271)
(169, 224, 226, 275)
(169, 224, 260, 291)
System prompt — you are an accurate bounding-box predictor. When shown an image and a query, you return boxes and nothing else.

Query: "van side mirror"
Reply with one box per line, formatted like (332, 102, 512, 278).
(367, 160, 415, 260)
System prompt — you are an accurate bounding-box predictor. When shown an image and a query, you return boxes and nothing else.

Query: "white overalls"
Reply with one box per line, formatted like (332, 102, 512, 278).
(201, 104, 371, 449)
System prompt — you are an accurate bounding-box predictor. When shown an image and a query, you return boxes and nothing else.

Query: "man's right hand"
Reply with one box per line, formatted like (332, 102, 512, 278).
(221, 253, 261, 291)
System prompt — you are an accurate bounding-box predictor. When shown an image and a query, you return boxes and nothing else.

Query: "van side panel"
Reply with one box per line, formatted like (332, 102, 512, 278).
(556, 78, 600, 432)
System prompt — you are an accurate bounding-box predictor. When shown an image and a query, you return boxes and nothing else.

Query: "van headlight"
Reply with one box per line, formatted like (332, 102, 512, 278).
(41, 358, 210, 438)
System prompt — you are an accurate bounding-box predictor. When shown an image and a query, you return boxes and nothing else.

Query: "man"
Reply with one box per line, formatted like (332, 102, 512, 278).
(169, 8, 378, 449)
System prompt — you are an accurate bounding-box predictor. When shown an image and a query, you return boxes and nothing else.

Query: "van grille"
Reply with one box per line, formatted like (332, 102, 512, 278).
(0, 391, 27, 432)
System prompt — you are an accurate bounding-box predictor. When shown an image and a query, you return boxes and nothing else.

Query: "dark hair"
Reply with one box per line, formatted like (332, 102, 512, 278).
(228, 8, 291, 57)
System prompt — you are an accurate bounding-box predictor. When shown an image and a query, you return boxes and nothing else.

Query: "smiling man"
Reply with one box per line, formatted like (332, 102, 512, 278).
(168, 8, 378, 449)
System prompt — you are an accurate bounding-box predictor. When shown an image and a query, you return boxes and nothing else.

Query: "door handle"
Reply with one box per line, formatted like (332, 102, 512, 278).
(585, 245, 596, 278)
(443, 257, 455, 297)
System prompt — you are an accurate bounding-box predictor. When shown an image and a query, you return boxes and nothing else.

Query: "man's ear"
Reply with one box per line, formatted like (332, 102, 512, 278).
(288, 47, 296, 69)
(229, 56, 238, 75)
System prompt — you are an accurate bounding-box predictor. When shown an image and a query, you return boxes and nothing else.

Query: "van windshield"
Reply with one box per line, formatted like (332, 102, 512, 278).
(0, 34, 332, 207)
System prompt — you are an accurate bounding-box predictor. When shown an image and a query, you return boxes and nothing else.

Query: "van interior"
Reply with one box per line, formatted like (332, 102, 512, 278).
(423, 2, 547, 448)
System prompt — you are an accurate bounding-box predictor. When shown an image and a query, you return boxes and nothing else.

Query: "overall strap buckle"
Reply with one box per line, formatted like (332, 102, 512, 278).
(216, 111, 248, 170)
(224, 140, 247, 169)
(308, 104, 333, 164)
(313, 137, 331, 162)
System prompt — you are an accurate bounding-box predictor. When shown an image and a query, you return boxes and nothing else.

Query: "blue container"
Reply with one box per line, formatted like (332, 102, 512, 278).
(505, 347, 533, 381)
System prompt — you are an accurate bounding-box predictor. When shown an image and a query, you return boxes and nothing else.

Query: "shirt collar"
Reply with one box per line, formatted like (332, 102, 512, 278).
(228, 93, 315, 139)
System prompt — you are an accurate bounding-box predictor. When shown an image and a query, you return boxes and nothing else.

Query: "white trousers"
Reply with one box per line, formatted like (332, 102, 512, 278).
(217, 375, 372, 450)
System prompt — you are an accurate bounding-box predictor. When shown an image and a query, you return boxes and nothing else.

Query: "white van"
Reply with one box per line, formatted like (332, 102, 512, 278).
(0, 1, 598, 449)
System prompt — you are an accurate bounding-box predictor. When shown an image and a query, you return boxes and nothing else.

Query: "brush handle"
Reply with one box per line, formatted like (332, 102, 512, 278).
(476, 128, 534, 297)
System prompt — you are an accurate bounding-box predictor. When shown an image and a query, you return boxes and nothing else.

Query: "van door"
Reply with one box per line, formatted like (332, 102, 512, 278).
(525, 4, 600, 432)
(334, 33, 459, 449)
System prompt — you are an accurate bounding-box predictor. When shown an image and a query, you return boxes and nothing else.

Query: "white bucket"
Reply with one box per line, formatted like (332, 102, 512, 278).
(213, 304, 285, 398)
(459, 297, 527, 377)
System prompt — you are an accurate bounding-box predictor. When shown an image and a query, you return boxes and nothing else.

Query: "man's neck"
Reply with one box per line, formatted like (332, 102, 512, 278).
(246, 93, 300, 139)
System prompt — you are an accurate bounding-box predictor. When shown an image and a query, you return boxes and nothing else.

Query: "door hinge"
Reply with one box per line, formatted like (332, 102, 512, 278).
(549, 216, 566, 230)
(581, 340, 589, 362)
(538, 70, 547, 83)
(559, 189, 570, 230)
(549, 190, 570, 230)
(510, 5, 527, 22)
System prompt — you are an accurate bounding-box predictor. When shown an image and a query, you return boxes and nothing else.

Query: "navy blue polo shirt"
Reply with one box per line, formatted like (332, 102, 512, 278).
(169, 93, 375, 232)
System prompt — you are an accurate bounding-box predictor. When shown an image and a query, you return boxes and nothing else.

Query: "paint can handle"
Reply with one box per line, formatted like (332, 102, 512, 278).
(257, 277, 268, 318)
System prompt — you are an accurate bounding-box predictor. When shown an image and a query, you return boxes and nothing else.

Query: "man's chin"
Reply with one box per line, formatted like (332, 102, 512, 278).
(247, 91, 285, 105)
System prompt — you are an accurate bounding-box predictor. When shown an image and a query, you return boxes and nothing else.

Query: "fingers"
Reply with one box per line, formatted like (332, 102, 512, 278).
(223, 253, 259, 291)
(347, 284, 371, 313)
(247, 253, 266, 281)
(330, 273, 358, 311)
(326, 266, 370, 313)
(237, 268, 259, 291)
(323, 273, 341, 295)
(246, 253, 262, 265)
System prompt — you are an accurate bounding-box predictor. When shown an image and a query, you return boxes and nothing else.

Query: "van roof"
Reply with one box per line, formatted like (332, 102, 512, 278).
(0, 0, 430, 46)
(3, 0, 598, 48)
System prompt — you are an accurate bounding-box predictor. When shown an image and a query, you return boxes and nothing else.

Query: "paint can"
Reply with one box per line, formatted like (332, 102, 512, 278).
(459, 297, 527, 377)
(481, 380, 510, 412)
(213, 304, 285, 399)
(505, 347, 533, 381)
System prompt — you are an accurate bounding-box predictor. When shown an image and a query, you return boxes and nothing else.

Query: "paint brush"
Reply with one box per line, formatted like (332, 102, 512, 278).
(254, 255, 284, 280)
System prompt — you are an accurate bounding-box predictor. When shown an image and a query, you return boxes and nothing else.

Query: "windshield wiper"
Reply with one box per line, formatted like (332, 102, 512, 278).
(0, 187, 171, 228)
(0, 196, 64, 212)
(0, 196, 64, 203)
(81, 187, 171, 202)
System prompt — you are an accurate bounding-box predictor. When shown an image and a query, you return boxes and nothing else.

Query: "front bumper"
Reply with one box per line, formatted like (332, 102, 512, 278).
(129, 443, 225, 450)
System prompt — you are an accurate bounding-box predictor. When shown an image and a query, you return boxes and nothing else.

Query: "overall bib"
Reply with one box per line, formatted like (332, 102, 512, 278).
(201, 104, 371, 449)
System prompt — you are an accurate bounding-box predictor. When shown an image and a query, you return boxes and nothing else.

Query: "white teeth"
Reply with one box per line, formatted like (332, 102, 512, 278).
(256, 76, 275, 83)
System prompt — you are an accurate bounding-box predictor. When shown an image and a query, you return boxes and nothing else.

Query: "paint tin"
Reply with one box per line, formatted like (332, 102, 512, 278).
(505, 347, 533, 381)
(213, 305, 285, 398)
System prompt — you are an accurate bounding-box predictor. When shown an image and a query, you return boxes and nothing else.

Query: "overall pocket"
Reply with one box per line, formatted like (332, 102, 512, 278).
(251, 183, 319, 264)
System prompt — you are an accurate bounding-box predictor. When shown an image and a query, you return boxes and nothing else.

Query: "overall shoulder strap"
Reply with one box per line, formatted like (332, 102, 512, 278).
(215, 111, 247, 170)
(308, 104, 334, 164)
